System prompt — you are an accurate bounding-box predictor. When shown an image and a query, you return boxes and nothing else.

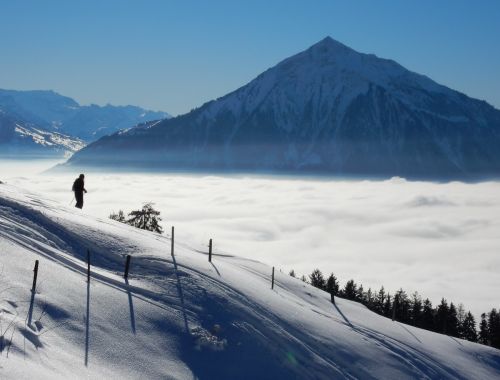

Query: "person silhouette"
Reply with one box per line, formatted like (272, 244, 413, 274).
(72, 174, 88, 209)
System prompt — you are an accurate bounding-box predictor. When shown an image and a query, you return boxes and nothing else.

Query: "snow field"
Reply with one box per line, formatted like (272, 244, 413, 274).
(0, 183, 499, 379)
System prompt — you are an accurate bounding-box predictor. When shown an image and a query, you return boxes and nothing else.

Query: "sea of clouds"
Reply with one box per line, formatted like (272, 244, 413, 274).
(1, 159, 499, 318)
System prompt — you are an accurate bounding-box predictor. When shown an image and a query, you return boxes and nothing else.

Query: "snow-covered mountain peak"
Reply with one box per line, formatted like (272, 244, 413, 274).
(275, 37, 439, 94)
(66, 38, 500, 179)
(199, 37, 429, 125)
(309, 35, 354, 55)
(201, 36, 448, 122)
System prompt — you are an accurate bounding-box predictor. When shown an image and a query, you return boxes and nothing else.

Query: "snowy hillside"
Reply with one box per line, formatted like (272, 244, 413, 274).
(0, 108, 85, 157)
(66, 37, 500, 180)
(0, 183, 499, 379)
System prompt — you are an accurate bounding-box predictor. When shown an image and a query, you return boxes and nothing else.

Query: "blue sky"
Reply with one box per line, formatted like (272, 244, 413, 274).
(1, 0, 499, 115)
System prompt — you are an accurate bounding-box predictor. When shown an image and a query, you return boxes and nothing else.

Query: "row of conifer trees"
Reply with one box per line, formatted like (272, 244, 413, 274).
(289, 268, 500, 350)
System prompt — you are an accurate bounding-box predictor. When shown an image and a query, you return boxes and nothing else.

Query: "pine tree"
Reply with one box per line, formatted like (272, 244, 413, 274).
(300, 275, 308, 283)
(374, 287, 386, 314)
(109, 210, 126, 223)
(309, 269, 326, 290)
(488, 309, 500, 348)
(479, 313, 489, 345)
(447, 303, 460, 337)
(394, 289, 410, 323)
(421, 299, 434, 330)
(343, 280, 357, 300)
(365, 288, 374, 308)
(461, 311, 477, 342)
(289, 269, 296, 278)
(356, 284, 364, 302)
(435, 298, 449, 334)
(325, 273, 339, 296)
(127, 203, 163, 234)
(410, 292, 423, 327)
(383, 294, 392, 318)
(456, 304, 466, 338)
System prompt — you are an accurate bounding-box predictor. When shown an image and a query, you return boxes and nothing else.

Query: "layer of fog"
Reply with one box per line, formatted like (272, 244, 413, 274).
(2, 161, 499, 318)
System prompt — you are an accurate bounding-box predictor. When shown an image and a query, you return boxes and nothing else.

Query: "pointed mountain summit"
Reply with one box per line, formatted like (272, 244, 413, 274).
(66, 37, 500, 179)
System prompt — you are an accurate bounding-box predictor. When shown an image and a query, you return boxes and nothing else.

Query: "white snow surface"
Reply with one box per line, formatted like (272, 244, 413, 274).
(0, 183, 499, 379)
(12, 123, 86, 153)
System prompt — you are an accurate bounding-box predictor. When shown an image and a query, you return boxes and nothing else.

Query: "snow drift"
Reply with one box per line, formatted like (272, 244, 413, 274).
(0, 183, 499, 379)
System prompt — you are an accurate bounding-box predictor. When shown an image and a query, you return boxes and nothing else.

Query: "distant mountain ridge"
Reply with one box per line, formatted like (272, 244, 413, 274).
(0, 89, 170, 141)
(0, 107, 85, 157)
(66, 37, 500, 179)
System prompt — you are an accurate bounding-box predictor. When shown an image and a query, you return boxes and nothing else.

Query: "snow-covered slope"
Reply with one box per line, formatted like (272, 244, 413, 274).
(66, 36, 500, 180)
(0, 183, 499, 379)
(0, 109, 85, 157)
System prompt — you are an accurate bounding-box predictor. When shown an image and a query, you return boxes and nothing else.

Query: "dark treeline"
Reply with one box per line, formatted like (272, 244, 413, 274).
(289, 268, 500, 350)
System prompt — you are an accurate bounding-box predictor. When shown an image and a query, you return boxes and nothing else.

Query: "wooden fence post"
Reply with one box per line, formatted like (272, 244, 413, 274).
(87, 250, 91, 283)
(31, 260, 39, 292)
(28, 260, 39, 326)
(208, 239, 212, 262)
(271, 266, 275, 290)
(124, 255, 131, 279)
(171, 226, 174, 256)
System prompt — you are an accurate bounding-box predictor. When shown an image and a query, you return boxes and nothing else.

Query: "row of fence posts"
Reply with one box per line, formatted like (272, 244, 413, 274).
(27, 226, 262, 305)
(27, 229, 325, 305)
(28, 226, 215, 291)
(189, 235, 398, 318)
(27, 225, 400, 324)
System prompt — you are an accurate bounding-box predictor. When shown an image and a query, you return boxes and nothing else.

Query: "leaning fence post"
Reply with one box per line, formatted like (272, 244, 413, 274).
(87, 249, 91, 283)
(171, 226, 174, 256)
(271, 266, 275, 289)
(208, 239, 212, 262)
(31, 260, 39, 292)
(124, 255, 131, 279)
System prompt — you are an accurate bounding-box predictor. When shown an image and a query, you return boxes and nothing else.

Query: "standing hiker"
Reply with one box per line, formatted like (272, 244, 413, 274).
(72, 174, 87, 209)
